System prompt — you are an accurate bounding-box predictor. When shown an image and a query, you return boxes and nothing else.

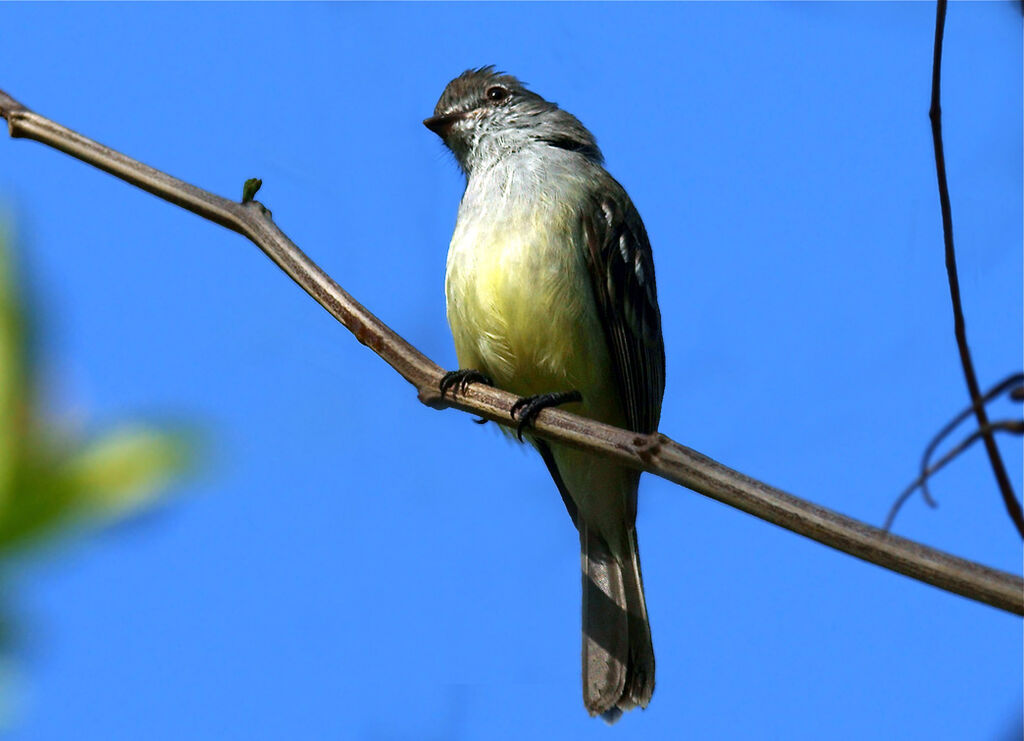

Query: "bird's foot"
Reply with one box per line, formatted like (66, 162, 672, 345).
(510, 390, 583, 442)
(439, 369, 494, 398)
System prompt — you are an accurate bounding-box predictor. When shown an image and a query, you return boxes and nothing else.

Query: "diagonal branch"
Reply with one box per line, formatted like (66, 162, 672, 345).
(1, 89, 1021, 616)
(928, 0, 1023, 537)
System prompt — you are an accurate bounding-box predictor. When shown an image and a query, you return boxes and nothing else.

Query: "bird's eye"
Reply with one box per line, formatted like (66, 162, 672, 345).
(486, 86, 510, 103)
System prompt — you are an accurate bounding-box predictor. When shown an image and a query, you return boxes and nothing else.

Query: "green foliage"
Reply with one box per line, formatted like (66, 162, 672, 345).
(0, 227, 26, 521)
(0, 225, 195, 729)
(0, 227, 193, 557)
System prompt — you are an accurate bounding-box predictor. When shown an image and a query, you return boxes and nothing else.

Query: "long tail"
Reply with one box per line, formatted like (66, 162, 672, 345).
(580, 523, 655, 723)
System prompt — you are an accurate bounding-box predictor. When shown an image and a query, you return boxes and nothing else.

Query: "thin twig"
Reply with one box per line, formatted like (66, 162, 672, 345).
(887, 420, 1024, 532)
(918, 373, 1024, 508)
(1, 89, 1021, 615)
(928, 0, 1024, 537)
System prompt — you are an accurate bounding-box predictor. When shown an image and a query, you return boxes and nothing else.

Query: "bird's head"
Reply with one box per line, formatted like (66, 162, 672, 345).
(424, 66, 601, 176)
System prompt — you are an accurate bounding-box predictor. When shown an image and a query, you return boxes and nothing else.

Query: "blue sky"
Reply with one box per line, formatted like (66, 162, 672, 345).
(0, 2, 1021, 739)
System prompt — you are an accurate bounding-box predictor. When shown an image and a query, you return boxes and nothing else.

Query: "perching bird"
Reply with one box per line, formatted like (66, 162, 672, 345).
(424, 67, 665, 722)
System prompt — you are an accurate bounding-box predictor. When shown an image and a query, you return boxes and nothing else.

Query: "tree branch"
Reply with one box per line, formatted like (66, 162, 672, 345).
(1, 89, 1020, 616)
(928, 0, 1024, 537)
(917, 373, 1024, 510)
(887, 419, 1024, 532)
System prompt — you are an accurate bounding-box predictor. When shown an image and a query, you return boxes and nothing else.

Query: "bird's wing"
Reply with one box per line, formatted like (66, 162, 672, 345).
(580, 181, 666, 436)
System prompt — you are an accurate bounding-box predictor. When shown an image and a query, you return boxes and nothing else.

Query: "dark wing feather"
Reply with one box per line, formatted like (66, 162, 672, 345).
(581, 182, 665, 436)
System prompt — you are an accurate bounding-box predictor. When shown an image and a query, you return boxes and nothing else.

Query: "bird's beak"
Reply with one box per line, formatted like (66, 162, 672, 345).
(423, 111, 466, 138)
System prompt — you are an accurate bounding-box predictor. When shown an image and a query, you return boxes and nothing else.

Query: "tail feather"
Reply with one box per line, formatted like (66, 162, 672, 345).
(621, 527, 655, 708)
(580, 524, 655, 722)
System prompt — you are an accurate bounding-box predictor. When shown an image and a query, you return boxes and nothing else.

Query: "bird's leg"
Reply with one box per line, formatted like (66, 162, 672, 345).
(439, 369, 494, 398)
(510, 390, 583, 442)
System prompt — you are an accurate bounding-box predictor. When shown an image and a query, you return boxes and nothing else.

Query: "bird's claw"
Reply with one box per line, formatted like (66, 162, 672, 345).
(439, 369, 494, 398)
(509, 390, 583, 441)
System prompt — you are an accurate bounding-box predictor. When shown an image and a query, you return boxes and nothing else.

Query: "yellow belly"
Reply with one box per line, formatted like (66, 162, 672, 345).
(445, 219, 625, 429)
(444, 212, 636, 557)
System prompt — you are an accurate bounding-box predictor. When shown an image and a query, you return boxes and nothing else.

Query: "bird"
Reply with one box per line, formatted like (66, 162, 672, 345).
(424, 66, 665, 722)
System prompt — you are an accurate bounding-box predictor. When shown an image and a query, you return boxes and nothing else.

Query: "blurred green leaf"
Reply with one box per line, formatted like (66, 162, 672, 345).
(0, 199, 199, 732)
(0, 225, 195, 556)
(0, 427, 195, 555)
(0, 229, 27, 514)
(63, 427, 193, 518)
